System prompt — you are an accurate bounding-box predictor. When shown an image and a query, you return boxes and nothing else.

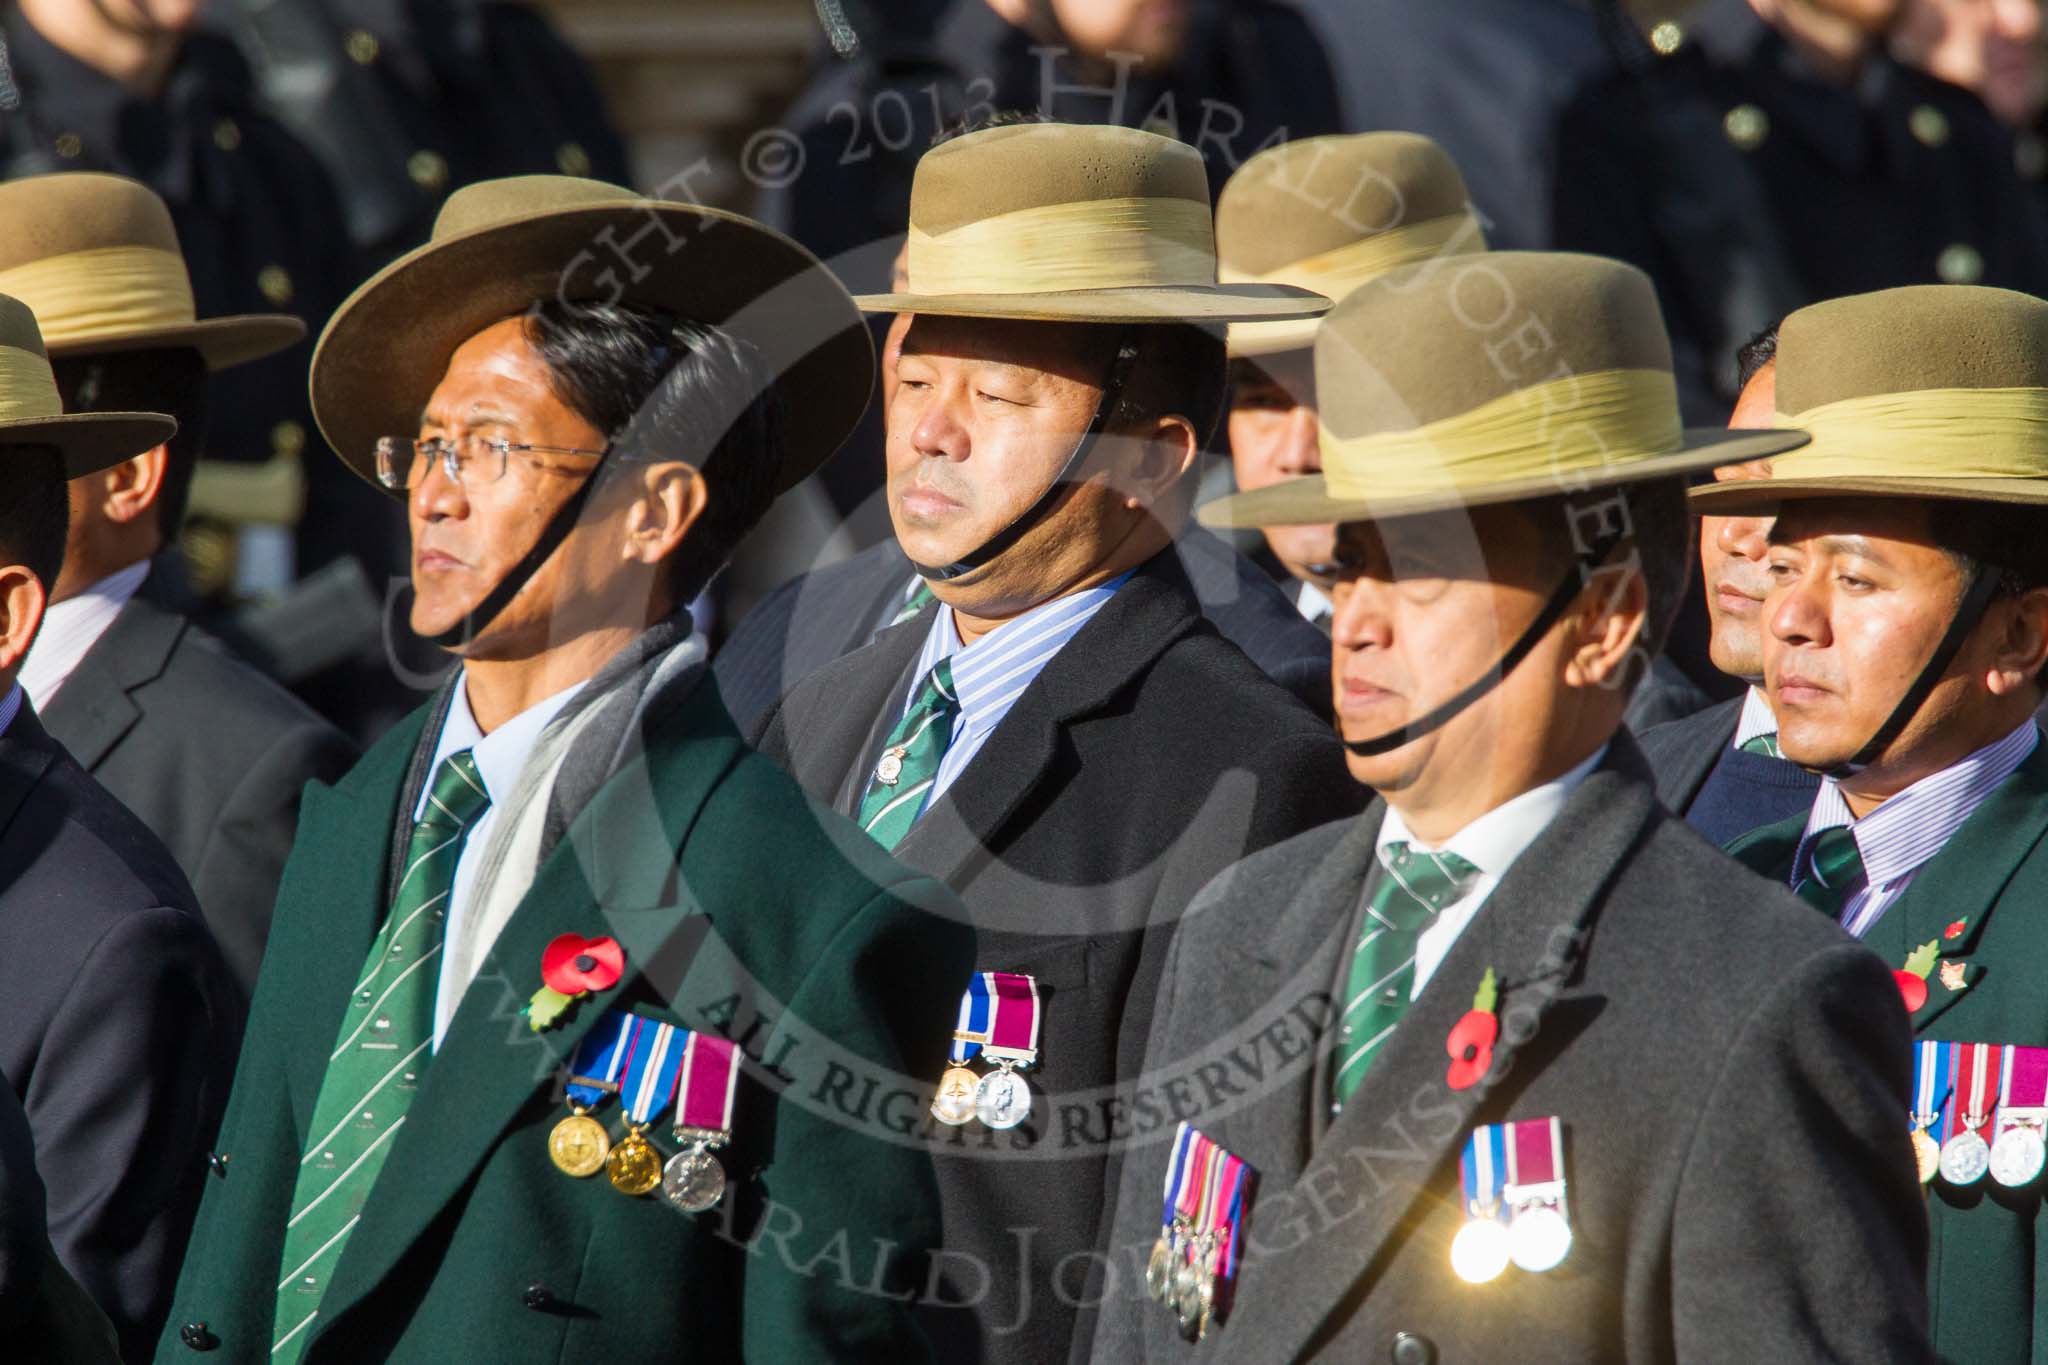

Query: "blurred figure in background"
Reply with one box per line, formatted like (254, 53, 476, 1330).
(218, 0, 630, 266)
(2, 173, 358, 996)
(1555, 0, 2048, 421)
(1890, 0, 2048, 224)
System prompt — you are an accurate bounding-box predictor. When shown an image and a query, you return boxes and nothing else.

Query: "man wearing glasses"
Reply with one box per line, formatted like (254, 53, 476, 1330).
(159, 176, 971, 1364)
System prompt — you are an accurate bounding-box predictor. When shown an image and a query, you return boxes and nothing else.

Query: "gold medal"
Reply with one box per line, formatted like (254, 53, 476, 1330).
(1911, 1126, 1940, 1185)
(931, 1065, 980, 1127)
(549, 1108, 611, 1178)
(606, 1127, 663, 1196)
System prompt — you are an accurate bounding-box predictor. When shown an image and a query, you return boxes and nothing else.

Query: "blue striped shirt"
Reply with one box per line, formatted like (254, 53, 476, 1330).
(900, 571, 1133, 812)
(1796, 720, 2039, 939)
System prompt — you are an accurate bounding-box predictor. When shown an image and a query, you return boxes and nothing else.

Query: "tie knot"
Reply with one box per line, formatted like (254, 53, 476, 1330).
(1807, 826, 1864, 890)
(420, 749, 491, 832)
(916, 658, 960, 713)
(1378, 841, 1481, 914)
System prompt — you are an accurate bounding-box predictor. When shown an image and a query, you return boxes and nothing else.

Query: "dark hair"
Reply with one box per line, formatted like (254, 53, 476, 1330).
(1115, 323, 1229, 452)
(1735, 323, 1779, 391)
(1522, 476, 1694, 663)
(0, 444, 70, 594)
(50, 348, 209, 539)
(1928, 500, 2048, 687)
(524, 300, 787, 607)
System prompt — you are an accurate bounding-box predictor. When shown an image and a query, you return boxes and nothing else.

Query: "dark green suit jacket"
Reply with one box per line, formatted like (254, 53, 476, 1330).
(156, 675, 971, 1363)
(1731, 738, 2048, 1365)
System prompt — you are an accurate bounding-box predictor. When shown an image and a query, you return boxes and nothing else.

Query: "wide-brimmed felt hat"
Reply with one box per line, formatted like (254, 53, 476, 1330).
(1689, 284, 2048, 515)
(311, 175, 874, 495)
(1218, 132, 1487, 358)
(852, 122, 1330, 325)
(1199, 251, 1807, 529)
(0, 173, 304, 369)
(0, 293, 176, 477)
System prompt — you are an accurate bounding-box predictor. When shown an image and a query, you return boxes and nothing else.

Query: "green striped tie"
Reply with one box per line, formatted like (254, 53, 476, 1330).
(1793, 826, 1864, 921)
(1331, 842, 1479, 1111)
(1739, 732, 1784, 758)
(272, 751, 489, 1363)
(886, 582, 937, 630)
(857, 659, 959, 850)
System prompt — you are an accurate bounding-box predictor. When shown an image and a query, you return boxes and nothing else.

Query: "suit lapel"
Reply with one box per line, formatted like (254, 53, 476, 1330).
(37, 595, 182, 771)
(1222, 745, 1658, 1364)
(312, 679, 742, 1331)
(891, 554, 1200, 885)
(1662, 696, 1740, 813)
(783, 613, 927, 817)
(0, 705, 60, 837)
(1889, 742, 2048, 1032)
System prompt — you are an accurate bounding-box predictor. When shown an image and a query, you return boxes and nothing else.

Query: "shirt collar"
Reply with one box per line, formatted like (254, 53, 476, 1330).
(1798, 720, 2041, 887)
(418, 672, 585, 820)
(0, 684, 24, 741)
(1734, 686, 1778, 748)
(1378, 743, 1609, 879)
(908, 570, 1133, 720)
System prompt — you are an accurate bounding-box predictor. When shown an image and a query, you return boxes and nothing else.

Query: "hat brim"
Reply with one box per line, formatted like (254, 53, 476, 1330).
(1227, 315, 1320, 358)
(1689, 474, 2048, 514)
(47, 314, 307, 371)
(0, 411, 178, 479)
(851, 282, 1329, 324)
(1199, 426, 1808, 529)
(312, 203, 874, 496)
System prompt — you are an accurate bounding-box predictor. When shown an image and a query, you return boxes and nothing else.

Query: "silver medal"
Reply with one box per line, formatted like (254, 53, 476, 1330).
(975, 1066, 1032, 1129)
(1991, 1125, 2047, 1188)
(1939, 1128, 1992, 1186)
(661, 1144, 727, 1213)
(1145, 1236, 1174, 1302)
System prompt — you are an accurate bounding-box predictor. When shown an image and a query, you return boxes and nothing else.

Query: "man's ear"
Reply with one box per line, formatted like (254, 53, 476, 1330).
(1986, 586, 2048, 699)
(1118, 413, 1200, 509)
(0, 565, 48, 676)
(97, 447, 170, 526)
(621, 461, 709, 568)
(1563, 559, 1649, 692)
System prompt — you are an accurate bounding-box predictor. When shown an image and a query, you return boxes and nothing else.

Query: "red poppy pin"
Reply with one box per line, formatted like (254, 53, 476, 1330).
(1895, 940, 1940, 1014)
(525, 933, 625, 1032)
(1944, 918, 1968, 941)
(1445, 968, 1499, 1091)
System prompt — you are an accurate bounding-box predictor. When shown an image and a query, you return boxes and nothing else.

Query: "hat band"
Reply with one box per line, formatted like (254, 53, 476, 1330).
(1322, 368, 1683, 502)
(1773, 386, 2048, 481)
(0, 246, 198, 348)
(0, 343, 64, 424)
(1223, 210, 1486, 297)
(906, 196, 1216, 296)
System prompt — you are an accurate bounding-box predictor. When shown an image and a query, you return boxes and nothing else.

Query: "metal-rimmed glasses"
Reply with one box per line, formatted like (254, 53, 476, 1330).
(374, 434, 609, 491)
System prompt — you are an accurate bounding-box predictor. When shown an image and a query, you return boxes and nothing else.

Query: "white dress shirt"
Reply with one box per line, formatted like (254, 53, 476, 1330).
(1377, 744, 1608, 998)
(1733, 686, 1778, 749)
(419, 673, 583, 1048)
(1296, 580, 1333, 626)
(19, 559, 150, 709)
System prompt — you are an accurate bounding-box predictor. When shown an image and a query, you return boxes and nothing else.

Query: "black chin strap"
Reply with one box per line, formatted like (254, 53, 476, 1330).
(1342, 529, 1626, 758)
(424, 462, 607, 650)
(908, 333, 1143, 583)
(1824, 565, 2002, 778)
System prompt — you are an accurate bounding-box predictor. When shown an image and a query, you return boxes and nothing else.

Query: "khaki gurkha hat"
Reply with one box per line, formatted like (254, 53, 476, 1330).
(0, 173, 305, 369)
(853, 122, 1331, 324)
(312, 175, 874, 495)
(1218, 132, 1487, 358)
(1199, 251, 1807, 528)
(1690, 285, 2048, 514)
(0, 294, 176, 477)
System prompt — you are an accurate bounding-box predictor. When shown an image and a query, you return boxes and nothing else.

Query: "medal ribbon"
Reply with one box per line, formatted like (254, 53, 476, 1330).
(616, 1015, 687, 1127)
(676, 1031, 741, 1136)
(1460, 1123, 1509, 1216)
(1505, 1116, 1564, 1197)
(1161, 1123, 1197, 1231)
(983, 972, 1042, 1065)
(1220, 1154, 1250, 1281)
(949, 974, 995, 1064)
(1176, 1131, 1213, 1228)
(1189, 1140, 1225, 1265)
(564, 1010, 633, 1108)
(1912, 1039, 1953, 1140)
(1952, 1041, 2002, 1134)
(2001, 1044, 2048, 1112)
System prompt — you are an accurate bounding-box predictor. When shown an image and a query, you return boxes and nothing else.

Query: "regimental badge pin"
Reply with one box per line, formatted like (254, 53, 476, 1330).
(1940, 960, 1969, 993)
